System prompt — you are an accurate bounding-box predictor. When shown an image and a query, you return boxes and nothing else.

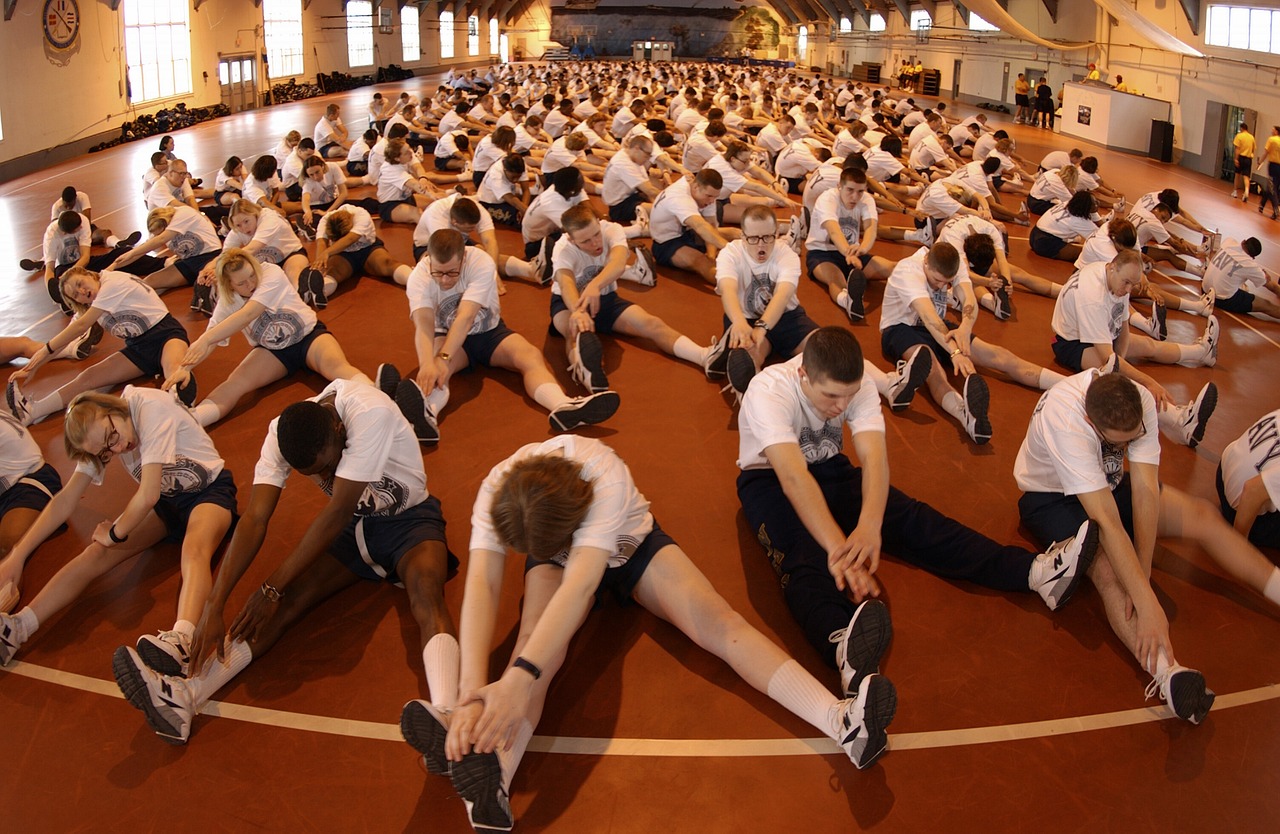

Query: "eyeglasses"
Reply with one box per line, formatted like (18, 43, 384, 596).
(743, 234, 778, 246)
(98, 415, 120, 464)
(169, 170, 191, 179)
(429, 268, 462, 281)
(1089, 418, 1147, 448)
(732, 156, 751, 166)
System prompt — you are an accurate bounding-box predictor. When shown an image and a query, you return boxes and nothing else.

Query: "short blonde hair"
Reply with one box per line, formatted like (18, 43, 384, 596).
(63, 392, 131, 472)
(212, 247, 263, 307)
(146, 206, 176, 236)
(57, 266, 98, 316)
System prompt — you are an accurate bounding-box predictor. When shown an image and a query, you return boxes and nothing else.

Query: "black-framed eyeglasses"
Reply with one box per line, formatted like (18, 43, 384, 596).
(743, 234, 778, 246)
(429, 268, 462, 281)
(1089, 418, 1147, 448)
(98, 415, 120, 464)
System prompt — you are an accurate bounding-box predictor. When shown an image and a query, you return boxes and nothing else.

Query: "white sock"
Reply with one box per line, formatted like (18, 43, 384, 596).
(27, 392, 64, 423)
(1175, 342, 1207, 368)
(862, 360, 890, 397)
(322, 275, 338, 298)
(1154, 648, 1172, 677)
(619, 262, 643, 283)
(624, 223, 645, 239)
(1129, 311, 1151, 332)
(904, 227, 924, 243)
(979, 294, 995, 313)
(940, 389, 965, 422)
(672, 335, 704, 365)
(172, 619, 196, 641)
(192, 401, 221, 427)
(425, 384, 449, 417)
(1038, 369, 1066, 390)
(105, 235, 121, 248)
(15, 606, 39, 642)
(532, 382, 571, 411)
(187, 638, 254, 705)
(1263, 567, 1280, 606)
(392, 264, 412, 286)
(422, 633, 460, 710)
(765, 660, 840, 739)
(836, 288, 850, 309)
(496, 719, 535, 794)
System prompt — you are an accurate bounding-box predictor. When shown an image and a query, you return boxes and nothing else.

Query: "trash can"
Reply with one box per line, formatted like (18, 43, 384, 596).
(1149, 120, 1174, 163)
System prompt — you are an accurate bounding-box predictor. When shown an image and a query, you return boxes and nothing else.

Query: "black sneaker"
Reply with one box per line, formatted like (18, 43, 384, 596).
(400, 699, 450, 776)
(189, 282, 216, 316)
(704, 329, 732, 379)
(120, 231, 143, 249)
(376, 363, 401, 399)
(19, 258, 44, 272)
(571, 332, 609, 393)
(1152, 303, 1168, 341)
(298, 268, 327, 310)
(175, 373, 198, 407)
(726, 348, 757, 397)
(451, 750, 513, 831)
(549, 391, 621, 431)
(47, 277, 72, 315)
(74, 322, 105, 359)
(993, 282, 1014, 321)
(832, 599, 893, 698)
(395, 379, 440, 444)
(962, 374, 992, 444)
(843, 267, 867, 321)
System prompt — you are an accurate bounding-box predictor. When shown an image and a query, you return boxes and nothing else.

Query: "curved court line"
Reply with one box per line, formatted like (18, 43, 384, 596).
(5, 660, 1278, 756)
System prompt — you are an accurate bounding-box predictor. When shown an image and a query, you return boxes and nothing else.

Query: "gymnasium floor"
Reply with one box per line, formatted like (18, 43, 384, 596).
(1, 70, 1278, 832)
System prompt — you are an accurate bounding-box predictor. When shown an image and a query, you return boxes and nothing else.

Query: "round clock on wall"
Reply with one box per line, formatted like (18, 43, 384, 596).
(43, 0, 80, 50)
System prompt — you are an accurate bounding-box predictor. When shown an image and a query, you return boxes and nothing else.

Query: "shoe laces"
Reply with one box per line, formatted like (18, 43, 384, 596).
(828, 626, 848, 646)
(1143, 668, 1173, 703)
(157, 629, 189, 651)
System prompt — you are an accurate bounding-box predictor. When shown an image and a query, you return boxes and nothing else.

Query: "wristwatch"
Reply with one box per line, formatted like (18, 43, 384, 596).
(260, 582, 284, 602)
(436, 351, 451, 363)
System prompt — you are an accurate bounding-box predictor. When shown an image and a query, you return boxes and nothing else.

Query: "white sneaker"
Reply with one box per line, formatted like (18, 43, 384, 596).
(570, 332, 609, 393)
(1145, 664, 1215, 725)
(451, 748, 513, 831)
(1195, 289, 1216, 317)
(917, 220, 934, 248)
(1178, 382, 1218, 448)
(5, 378, 33, 426)
(54, 322, 105, 360)
(112, 645, 196, 744)
(795, 207, 810, 242)
(627, 247, 657, 287)
(1200, 315, 1220, 367)
(135, 629, 192, 677)
(960, 374, 992, 444)
(704, 329, 732, 379)
(831, 673, 898, 770)
(887, 348, 932, 412)
(394, 379, 440, 444)
(634, 203, 650, 229)
(1114, 196, 1127, 213)
(786, 215, 804, 254)
(0, 612, 25, 666)
(549, 390, 620, 432)
(830, 599, 892, 698)
(1230, 190, 1239, 199)
(400, 699, 450, 776)
(1029, 519, 1099, 611)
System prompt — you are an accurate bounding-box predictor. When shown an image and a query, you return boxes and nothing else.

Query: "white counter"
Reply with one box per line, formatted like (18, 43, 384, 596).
(1060, 82, 1173, 154)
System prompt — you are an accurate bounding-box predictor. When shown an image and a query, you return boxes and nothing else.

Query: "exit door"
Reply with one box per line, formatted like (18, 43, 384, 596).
(952, 60, 961, 99)
(218, 55, 258, 113)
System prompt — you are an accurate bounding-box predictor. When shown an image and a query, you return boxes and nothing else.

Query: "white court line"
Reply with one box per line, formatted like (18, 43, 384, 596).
(5, 660, 1278, 756)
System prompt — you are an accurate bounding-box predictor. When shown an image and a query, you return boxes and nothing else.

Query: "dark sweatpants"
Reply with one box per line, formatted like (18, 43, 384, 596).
(737, 454, 1035, 667)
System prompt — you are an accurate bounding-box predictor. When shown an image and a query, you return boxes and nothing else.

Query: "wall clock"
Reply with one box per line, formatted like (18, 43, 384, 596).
(43, 0, 80, 50)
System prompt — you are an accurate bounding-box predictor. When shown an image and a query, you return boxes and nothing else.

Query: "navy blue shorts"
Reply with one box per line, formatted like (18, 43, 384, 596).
(608, 192, 645, 223)
(319, 142, 342, 159)
(460, 320, 516, 367)
(806, 248, 870, 279)
(524, 520, 674, 608)
(266, 321, 330, 376)
(152, 468, 239, 544)
(724, 307, 817, 360)
(653, 228, 704, 267)
(0, 463, 61, 516)
(1214, 288, 1256, 314)
(346, 161, 368, 177)
(328, 496, 457, 585)
(1217, 466, 1280, 549)
(434, 155, 457, 171)
(121, 314, 190, 378)
(1050, 336, 1092, 372)
(882, 322, 958, 371)
(174, 251, 220, 285)
(1029, 226, 1068, 258)
(285, 183, 303, 203)
(380, 198, 414, 223)
(549, 291, 633, 336)
(1026, 196, 1054, 216)
(472, 169, 487, 189)
(336, 240, 385, 276)
(1019, 475, 1139, 550)
(481, 200, 519, 227)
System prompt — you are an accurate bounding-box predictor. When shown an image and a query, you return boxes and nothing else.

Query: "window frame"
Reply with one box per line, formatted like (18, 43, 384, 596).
(122, 0, 193, 104)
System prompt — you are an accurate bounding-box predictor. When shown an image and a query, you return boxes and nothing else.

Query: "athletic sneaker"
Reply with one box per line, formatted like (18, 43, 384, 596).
(1199, 315, 1220, 367)
(961, 374, 992, 444)
(451, 749, 513, 831)
(992, 281, 1014, 321)
(887, 347, 932, 412)
(843, 267, 867, 321)
(1194, 289, 1216, 317)
(1145, 664, 1216, 725)
(725, 348, 757, 398)
(18, 258, 43, 272)
(832, 673, 898, 770)
(570, 332, 609, 393)
(786, 215, 804, 254)
(6, 378, 32, 426)
(395, 379, 440, 444)
(174, 372, 197, 408)
(295, 220, 316, 241)
(112, 645, 195, 744)
(64, 322, 105, 360)
(704, 329, 732, 379)
(0, 612, 24, 666)
(1114, 196, 1127, 213)
(376, 363, 401, 399)
(1177, 382, 1218, 448)
(1029, 519, 1099, 611)
(629, 246, 657, 287)
(189, 281, 216, 316)
(549, 391, 621, 432)
(1151, 303, 1168, 341)
(120, 231, 143, 249)
(916, 220, 934, 248)
(830, 599, 893, 698)
(400, 699, 450, 776)
(634, 203, 650, 230)
(47, 276, 72, 316)
(298, 268, 327, 310)
(136, 629, 192, 677)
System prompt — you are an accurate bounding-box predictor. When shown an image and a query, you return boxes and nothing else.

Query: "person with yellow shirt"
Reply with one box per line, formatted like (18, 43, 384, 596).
(1257, 125, 1280, 220)
(1232, 122, 1255, 202)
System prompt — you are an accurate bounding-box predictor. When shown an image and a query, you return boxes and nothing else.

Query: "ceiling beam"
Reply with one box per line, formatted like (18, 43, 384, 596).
(503, 0, 533, 26)
(887, 0, 910, 24)
(809, 0, 844, 24)
(1177, 0, 1201, 35)
(951, 0, 969, 26)
(1037, 0, 1056, 22)
(765, 0, 801, 26)
(844, 0, 870, 26)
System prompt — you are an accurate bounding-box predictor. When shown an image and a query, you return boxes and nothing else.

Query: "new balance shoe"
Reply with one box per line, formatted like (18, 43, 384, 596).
(450, 749, 513, 831)
(56, 322, 105, 360)
(298, 267, 327, 310)
(400, 699, 450, 776)
(1029, 519, 1099, 611)
(1200, 315, 1220, 367)
(916, 220, 934, 248)
(189, 281, 216, 316)
(628, 247, 657, 287)
(1152, 303, 1168, 341)
(704, 329, 732, 379)
(395, 379, 440, 444)
(1178, 382, 1218, 448)
(725, 348, 757, 398)
(6, 378, 33, 425)
(832, 673, 897, 770)
(136, 629, 192, 677)
(1145, 665, 1215, 725)
(842, 268, 867, 321)
(830, 599, 893, 698)
(549, 391, 621, 432)
(112, 645, 195, 744)
(992, 281, 1014, 321)
(1194, 289, 1216, 317)
(961, 374, 992, 444)
(18, 258, 43, 273)
(0, 612, 24, 666)
(785, 214, 804, 254)
(887, 347, 932, 412)
(376, 363, 401, 399)
(570, 332, 609, 393)
(174, 372, 197, 408)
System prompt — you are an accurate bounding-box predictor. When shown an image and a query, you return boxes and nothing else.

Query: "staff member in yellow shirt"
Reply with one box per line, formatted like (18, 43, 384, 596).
(1232, 122, 1255, 202)
(1258, 125, 1280, 220)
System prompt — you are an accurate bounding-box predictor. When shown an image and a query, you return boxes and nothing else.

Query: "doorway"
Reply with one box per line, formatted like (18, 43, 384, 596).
(218, 54, 257, 114)
(1223, 104, 1259, 182)
(952, 59, 961, 99)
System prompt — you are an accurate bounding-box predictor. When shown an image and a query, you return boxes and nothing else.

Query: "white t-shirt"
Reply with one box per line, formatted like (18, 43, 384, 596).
(477, 164, 524, 204)
(214, 168, 242, 193)
(1051, 262, 1129, 344)
(1125, 206, 1171, 247)
(715, 239, 801, 319)
(145, 177, 194, 211)
(224, 210, 303, 265)
(210, 261, 317, 350)
(50, 191, 90, 220)
(649, 178, 716, 244)
(92, 271, 171, 339)
(435, 129, 468, 159)
(1040, 150, 1073, 171)
(972, 134, 997, 161)
(682, 133, 720, 173)
(879, 247, 971, 330)
(944, 161, 994, 199)
(313, 115, 345, 148)
(806, 187, 877, 252)
(415, 193, 493, 247)
(348, 135, 372, 163)
(774, 141, 822, 179)
(1203, 239, 1267, 298)
(936, 215, 1005, 261)
(470, 435, 654, 568)
(864, 148, 904, 182)
(301, 162, 347, 205)
(1220, 409, 1280, 514)
(254, 379, 428, 517)
(908, 134, 948, 170)
(281, 150, 309, 187)
(377, 163, 417, 203)
(42, 214, 90, 266)
(75, 386, 224, 495)
(1014, 370, 1160, 495)
(541, 137, 584, 175)
(0, 413, 45, 496)
(1030, 168, 1073, 205)
(738, 354, 884, 470)
(550, 220, 626, 298)
(406, 246, 502, 336)
(162, 206, 222, 259)
(316, 206, 377, 251)
(471, 136, 506, 175)
(522, 189, 587, 243)
(1073, 223, 1125, 270)
(705, 154, 749, 201)
(241, 173, 279, 207)
(1036, 204, 1098, 241)
(601, 152, 650, 207)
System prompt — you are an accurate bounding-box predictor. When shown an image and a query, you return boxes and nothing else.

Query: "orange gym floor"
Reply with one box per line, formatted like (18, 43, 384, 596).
(1, 70, 1278, 832)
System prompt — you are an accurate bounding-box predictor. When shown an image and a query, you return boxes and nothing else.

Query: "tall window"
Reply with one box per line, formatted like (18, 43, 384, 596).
(910, 10, 931, 30)
(839, 16, 851, 33)
(439, 10, 455, 59)
(468, 15, 480, 56)
(347, 1, 374, 67)
(1206, 5, 1280, 54)
(402, 6, 421, 62)
(970, 14, 1000, 32)
(490, 17, 499, 54)
(263, 0, 304, 79)
(868, 14, 886, 32)
(123, 0, 192, 103)
(797, 25, 808, 60)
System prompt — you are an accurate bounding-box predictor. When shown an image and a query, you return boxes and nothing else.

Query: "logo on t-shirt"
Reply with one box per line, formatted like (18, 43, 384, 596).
(1100, 441, 1125, 490)
(257, 245, 286, 264)
(356, 475, 409, 517)
(575, 263, 602, 293)
(129, 455, 214, 496)
(798, 421, 843, 463)
(249, 310, 307, 350)
(436, 291, 494, 335)
(745, 272, 775, 318)
(169, 231, 205, 259)
(100, 311, 151, 340)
